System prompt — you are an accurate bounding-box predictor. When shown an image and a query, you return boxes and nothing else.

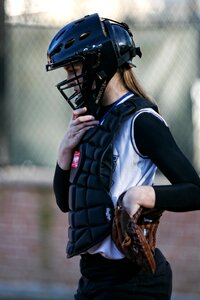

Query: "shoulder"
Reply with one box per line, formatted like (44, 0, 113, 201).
(132, 108, 168, 128)
(131, 108, 170, 157)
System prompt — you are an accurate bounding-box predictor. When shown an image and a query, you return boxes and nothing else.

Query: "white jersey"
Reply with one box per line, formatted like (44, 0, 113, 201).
(88, 96, 167, 259)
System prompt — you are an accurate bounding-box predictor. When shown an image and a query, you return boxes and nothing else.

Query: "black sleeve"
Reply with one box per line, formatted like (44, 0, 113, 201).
(134, 112, 200, 212)
(53, 163, 70, 212)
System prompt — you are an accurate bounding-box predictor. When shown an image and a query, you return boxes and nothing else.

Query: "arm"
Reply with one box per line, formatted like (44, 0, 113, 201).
(122, 112, 200, 215)
(53, 107, 99, 212)
(53, 164, 70, 212)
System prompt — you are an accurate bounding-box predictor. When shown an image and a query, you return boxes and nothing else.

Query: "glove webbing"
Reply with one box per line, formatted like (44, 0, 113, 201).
(113, 205, 156, 273)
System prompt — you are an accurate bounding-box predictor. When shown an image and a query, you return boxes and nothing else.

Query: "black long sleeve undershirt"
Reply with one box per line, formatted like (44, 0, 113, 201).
(53, 112, 200, 213)
(53, 164, 70, 212)
(134, 112, 200, 211)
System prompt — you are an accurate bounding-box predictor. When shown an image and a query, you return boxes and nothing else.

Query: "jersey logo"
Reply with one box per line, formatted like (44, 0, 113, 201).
(71, 151, 80, 168)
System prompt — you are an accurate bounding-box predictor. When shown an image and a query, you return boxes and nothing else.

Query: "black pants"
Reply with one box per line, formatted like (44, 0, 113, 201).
(74, 249, 172, 300)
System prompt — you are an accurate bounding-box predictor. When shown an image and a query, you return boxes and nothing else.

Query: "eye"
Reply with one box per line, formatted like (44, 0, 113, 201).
(66, 69, 74, 75)
(64, 63, 82, 75)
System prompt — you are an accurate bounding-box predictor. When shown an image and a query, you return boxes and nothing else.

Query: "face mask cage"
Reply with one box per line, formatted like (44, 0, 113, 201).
(55, 59, 90, 110)
(56, 73, 85, 110)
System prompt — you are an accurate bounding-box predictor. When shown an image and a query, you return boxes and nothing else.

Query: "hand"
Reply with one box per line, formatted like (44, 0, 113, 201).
(121, 188, 140, 217)
(121, 186, 156, 217)
(58, 107, 99, 169)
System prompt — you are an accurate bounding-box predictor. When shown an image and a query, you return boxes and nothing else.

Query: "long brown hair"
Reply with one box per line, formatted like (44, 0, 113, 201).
(120, 66, 157, 106)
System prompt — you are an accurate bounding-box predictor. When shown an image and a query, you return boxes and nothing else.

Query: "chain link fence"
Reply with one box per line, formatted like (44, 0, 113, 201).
(1, 0, 200, 171)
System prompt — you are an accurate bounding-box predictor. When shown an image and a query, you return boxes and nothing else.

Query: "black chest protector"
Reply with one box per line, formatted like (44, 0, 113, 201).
(67, 96, 158, 258)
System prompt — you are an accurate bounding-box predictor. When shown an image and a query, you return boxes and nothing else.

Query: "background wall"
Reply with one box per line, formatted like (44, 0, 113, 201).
(0, 172, 200, 299)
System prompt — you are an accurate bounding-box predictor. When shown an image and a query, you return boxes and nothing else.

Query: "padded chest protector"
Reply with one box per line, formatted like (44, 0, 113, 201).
(67, 96, 158, 257)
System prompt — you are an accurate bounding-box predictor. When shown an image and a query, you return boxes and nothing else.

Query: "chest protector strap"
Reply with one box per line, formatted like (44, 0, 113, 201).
(67, 96, 158, 257)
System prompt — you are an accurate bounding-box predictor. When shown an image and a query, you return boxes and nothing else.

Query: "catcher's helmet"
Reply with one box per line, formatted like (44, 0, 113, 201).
(46, 13, 142, 115)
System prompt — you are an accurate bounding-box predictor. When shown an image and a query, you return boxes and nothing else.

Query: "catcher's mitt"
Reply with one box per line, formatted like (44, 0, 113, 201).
(112, 199, 163, 273)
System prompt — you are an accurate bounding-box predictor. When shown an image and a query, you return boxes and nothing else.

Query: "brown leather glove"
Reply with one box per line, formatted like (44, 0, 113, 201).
(112, 200, 163, 273)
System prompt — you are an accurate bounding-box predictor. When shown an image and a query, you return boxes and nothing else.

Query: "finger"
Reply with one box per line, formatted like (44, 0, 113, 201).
(71, 122, 98, 137)
(73, 115, 97, 124)
(73, 120, 99, 132)
(72, 107, 87, 120)
(74, 125, 97, 137)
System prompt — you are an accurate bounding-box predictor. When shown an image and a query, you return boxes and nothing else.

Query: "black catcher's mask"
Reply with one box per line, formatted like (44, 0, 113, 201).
(46, 13, 142, 116)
